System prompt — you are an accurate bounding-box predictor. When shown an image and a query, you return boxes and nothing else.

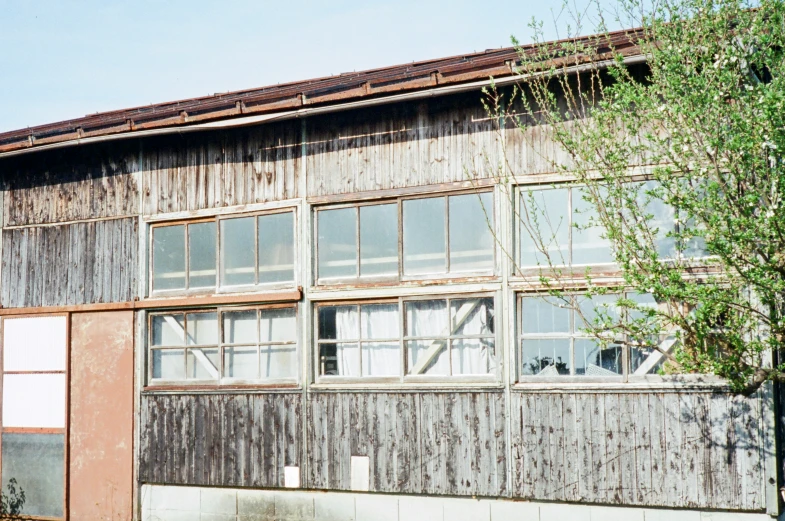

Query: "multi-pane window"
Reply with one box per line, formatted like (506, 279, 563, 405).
(316, 296, 497, 381)
(518, 292, 670, 379)
(1, 316, 67, 518)
(151, 210, 295, 293)
(149, 305, 298, 384)
(518, 181, 678, 269)
(316, 192, 494, 282)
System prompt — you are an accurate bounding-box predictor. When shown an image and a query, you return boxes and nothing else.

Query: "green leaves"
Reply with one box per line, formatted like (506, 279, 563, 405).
(500, 0, 785, 392)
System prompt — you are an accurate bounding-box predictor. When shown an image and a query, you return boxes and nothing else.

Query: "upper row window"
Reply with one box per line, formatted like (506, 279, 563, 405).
(151, 210, 295, 294)
(316, 192, 494, 283)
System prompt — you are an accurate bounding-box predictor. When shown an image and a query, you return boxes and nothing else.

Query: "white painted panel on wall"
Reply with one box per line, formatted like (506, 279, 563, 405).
(284, 466, 300, 488)
(3, 316, 67, 371)
(2, 373, 66, 428)
(351, 455, 370, 491)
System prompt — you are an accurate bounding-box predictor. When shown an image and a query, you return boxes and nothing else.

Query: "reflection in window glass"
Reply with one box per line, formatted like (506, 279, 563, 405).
(152, 349, 185, 380)
(2, 433, 64, 518)
(360, 204, 398, 277)
(221, 217, 256, 286)
(520, 189, 569, 267)
(403, 198, 446, 275)
(258, 212, 295, 284)
(150, 307, 297, 383)
(318, 208, 357, 279)
(153, 225, 186, 290)
(449, 193, 494, 272)
(518, 294, 634, 378)
(186, 312, 218, 345)
(223, 311, 258, 344)
(572, 187, 614, 265)
(188, 222, 216, 288)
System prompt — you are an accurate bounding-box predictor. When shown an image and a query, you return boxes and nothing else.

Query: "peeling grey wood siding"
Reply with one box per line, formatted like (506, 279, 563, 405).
(305, 94, 501, 198)
(307, 392, 507, 496)
(139, 393, 301, 488)
(0, 218, 138, 307)
(510, 391, 765, 511)
(2, 144, 140, 226)
(141, 122, 301, 215)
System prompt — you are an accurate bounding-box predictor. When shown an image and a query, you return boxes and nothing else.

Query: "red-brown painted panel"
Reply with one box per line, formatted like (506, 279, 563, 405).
(69, 311, 134, 521)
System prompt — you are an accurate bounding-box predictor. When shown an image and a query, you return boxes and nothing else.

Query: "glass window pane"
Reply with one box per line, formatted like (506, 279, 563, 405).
(151, 314, 185, 346)
(520, 189, 569, 267)
(258, 212, 295, 284)
(186, 312, 218, 345)
(405, 300, 448, 337)
(3, 316, 66, 372)
(261, 345, 297, 379)
(360, 304, 399, 340)
(2, 433, 64, 518)
(317, 208, 357, 279)
(221, 217, 256, 286)
(403, 197, 446, 275)
(152, 225, 185, 291)
(360, 204, 398, 277)
(362, 343, 400, 376)
(2, 374, 66, 428)
(224, 346, 259, 379)
(521, 339, 571, 376)
(406, 340, 450, 375)
(577, 294, 620, 331)
(188, 222, 217, 289)
(451, 298, 494, 336)
(637, 181, 677, 258)
(452, 339, 495, 375)
(521, 297, 570, 334)
(223, 311, 258, 344)
(449, 193, 494, 272)
(573, 187, 614, 264)
(186, 348, 219, 379)
(318, 306, 358, 341)
(259, 308, 297, 343)
(152, 349, 185, 380)
(575, 339, 622, 376)
(319, 343, 339, 376)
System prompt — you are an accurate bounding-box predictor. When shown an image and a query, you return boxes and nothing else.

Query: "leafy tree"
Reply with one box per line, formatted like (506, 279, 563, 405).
(0, 478, 25, 519)
(486, 0, 785, 393)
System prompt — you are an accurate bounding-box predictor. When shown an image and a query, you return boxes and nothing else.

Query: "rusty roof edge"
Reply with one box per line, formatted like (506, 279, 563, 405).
(0, 51, 647, 160)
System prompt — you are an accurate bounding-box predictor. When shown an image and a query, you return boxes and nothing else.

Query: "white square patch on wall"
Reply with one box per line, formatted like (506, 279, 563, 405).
(351, 456, 370, 491)
(284, 466, 300, 488)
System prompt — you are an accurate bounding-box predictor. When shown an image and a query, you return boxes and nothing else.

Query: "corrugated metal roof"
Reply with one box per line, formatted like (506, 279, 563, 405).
(0, 27, 644, 154)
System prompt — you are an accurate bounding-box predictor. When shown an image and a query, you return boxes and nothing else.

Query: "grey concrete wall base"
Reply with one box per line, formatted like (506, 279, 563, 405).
(140, 484, 774, 521)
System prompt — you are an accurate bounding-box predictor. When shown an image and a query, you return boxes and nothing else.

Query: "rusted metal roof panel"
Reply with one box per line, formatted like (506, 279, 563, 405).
(0, 27, 644, 154)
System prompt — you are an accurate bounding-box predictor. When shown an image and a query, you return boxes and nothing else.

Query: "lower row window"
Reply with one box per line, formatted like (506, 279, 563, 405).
(316, 296, 497, 380)
(149, 305, 298, 384)
(519, 292, 672, 379)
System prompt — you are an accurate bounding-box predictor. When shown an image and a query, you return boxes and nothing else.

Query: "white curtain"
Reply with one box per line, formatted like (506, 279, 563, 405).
(335, 307, 361, 376)
(361, 304, 400, 376)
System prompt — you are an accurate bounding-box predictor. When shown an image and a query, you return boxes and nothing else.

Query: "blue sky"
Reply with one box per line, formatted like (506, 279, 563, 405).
(0, 1, 622, 133)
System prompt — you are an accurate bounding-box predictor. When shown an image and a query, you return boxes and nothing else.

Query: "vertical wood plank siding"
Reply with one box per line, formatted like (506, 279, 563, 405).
(2, 143, 139, 226)
(139, 393, 302, 487)
(0, 217, 138, 307)
(307, 392, 507, 497)
(510, 391, 765, 511)
(141, 122, 301, 215)
(305, 93, 501, 197)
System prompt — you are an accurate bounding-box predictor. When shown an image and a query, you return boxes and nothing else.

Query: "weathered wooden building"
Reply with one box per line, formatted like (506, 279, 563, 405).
(0, 28, 780, 521)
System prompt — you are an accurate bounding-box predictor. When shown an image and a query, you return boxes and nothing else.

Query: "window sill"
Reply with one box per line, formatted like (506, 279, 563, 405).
(513, 375, 729, 393)
(143, 382, 301, 394)
(137, 288, 302, 309)
(310, 380, 504, 392)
